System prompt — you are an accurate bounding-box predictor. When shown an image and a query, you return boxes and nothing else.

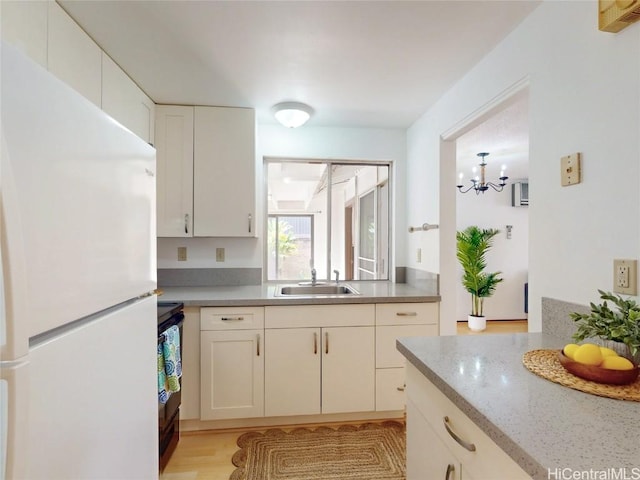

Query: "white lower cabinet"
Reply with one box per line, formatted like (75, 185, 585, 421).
(200, 307, 264, 420)
(180, 307, 201, 420)
(375, 302, 439, 411)
(406, 398, 461, 480)
(405, 363, 529, 480)
(265, 328, 321, 416)
(264, 305, 376, 417)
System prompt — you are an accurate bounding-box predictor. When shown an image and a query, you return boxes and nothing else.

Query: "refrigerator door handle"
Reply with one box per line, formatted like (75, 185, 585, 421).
(0, 359, 29, 480)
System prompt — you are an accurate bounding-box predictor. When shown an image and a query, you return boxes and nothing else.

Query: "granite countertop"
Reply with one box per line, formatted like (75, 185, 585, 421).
(158, 281, 439, 306)
(397, 333, 640, 479)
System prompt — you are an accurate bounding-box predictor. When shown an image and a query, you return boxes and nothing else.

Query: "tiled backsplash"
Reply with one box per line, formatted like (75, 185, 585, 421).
(541, 297, 589, 340)
(405, 268, 439, 294)
(158, 268, 262, 287)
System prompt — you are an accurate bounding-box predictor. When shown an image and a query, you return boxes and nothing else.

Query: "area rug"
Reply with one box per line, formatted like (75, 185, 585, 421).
(229, 421, 406, 480)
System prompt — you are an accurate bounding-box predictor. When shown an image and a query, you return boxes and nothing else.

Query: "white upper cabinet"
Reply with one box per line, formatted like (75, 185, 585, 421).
(155, 105, 194, 237)
(1, 0, 48, 69)
(101, 53, 155, 144)
(47, 2, 102, 108)
(193, 106, 256, 237)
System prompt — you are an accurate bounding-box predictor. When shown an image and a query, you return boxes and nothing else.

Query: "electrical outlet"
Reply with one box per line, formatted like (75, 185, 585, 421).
(177, 247, 187, 261)
(613, 259, 637, 295)
(416, 248, 422, 263)
(216, 248, 225, 262)
(617, 265, 629, 288)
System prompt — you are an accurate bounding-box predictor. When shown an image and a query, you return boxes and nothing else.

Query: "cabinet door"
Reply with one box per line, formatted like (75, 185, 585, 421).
(180, 307, 200, 420)
(101, 53, 155, 144)
(407, 398, 461, 480)
(200, 329, 263, 420)
(322, 326, 375, 414)
(265, 328, 321, 417)
(155, 105, 194, 237)
(376, 324, 437, 368)
(47, 2, 102, 107)
(375, 367, 406, 412)
(193, 106, 256, 237)
(1, 0, 48, 68)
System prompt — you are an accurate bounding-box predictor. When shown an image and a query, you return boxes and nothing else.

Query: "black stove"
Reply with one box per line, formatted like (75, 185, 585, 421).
(157, 301, 184, 471)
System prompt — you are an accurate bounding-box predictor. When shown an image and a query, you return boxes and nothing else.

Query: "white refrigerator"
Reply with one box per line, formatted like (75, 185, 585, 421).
(0, 43, 159, 479)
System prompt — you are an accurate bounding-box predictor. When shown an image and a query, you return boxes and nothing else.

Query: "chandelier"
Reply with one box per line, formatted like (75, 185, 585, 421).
(456, 152, 508, 194)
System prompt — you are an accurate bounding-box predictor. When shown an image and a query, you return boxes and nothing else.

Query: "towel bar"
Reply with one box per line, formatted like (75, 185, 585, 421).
(408, 223, 439, 233)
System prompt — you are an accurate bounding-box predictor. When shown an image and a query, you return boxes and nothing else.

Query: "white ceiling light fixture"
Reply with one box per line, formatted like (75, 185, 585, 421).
(272, 102, 313, 128)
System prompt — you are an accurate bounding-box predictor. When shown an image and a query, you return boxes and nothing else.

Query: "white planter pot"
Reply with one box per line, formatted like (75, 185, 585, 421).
(468, 315, 486, 332)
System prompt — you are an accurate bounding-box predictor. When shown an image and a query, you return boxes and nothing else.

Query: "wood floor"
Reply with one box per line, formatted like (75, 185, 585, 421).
(457, 319, 528, 335)
(161, 319, 527, 480)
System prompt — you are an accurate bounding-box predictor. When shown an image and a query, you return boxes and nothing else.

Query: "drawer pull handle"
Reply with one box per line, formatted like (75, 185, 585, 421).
(325, 332, 329, 354)
(314, 332, 318, 354)
(396, 384, 406, 392)
(443, 416, 476, 452)
(248, 213, 252, 233)
(396, 312, 417, 316)
(184, 213, 189, 234)
(221, 317, 244, 322)
(256, 334, 260, 356)
(445, 463, 456, 480)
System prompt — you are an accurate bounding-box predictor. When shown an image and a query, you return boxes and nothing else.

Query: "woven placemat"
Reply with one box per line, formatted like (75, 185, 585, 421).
(522, 349, 640, 402)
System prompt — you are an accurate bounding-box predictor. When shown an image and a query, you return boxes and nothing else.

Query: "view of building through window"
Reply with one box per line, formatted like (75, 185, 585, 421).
(266, 159, 390, 282)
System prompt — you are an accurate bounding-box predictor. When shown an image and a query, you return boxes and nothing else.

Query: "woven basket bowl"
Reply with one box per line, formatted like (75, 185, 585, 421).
(558, 350, 639, 385)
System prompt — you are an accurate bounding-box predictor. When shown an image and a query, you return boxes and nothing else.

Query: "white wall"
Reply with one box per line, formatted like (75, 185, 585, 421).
(406, 1, 640, 334)
(157, 124, 407, 276)
(455, 189, 529, 320)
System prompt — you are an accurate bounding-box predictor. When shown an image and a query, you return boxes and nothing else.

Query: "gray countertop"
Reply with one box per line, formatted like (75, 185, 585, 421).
(158, 281, 439, 306)
(397, 333, 640, 479)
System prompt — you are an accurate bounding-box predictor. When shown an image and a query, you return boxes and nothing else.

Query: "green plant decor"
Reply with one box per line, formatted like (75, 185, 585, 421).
(570, 290, 640, 359)
(456, 226, 503, 317)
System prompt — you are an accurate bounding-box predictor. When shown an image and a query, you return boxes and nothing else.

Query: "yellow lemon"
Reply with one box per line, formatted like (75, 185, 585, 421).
(601, 356, 635, 371)
(563, 344, 580, 360)
(573, 343, 603, 366)
(599, 346, 619, 358)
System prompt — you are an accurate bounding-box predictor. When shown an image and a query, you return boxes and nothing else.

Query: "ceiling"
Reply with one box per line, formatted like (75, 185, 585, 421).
(456, 91, 529, 180)
(59, 0, 540, 129)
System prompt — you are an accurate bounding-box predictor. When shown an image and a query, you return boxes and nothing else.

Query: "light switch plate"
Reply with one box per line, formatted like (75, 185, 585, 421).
(216, 248, 225, 262)
(561, 153, 581, 186)
(613, 259, 637, 295)
(177, 246, 187, 261)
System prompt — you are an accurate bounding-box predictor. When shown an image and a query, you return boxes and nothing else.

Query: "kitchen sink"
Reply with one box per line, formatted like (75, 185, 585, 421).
(274, 284, 360, 297)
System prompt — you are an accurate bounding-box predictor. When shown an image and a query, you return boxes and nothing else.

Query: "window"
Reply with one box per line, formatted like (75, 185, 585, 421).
(267, 215, 313, 281)
(266, 159, 390, 282)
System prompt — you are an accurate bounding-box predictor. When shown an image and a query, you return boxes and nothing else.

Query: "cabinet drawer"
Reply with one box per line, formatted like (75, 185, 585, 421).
(376, 302, 438, 326)
(377, 324, 438, 368)
(406, 364, 529, 479)
(200, 307, 264, 330)
(375, 368, 406, 411)
(265, 304, 374, 329)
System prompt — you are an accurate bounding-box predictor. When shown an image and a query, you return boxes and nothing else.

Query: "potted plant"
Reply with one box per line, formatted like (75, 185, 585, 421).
(456, 226, 503, 331)
(570, 290, 640, 364)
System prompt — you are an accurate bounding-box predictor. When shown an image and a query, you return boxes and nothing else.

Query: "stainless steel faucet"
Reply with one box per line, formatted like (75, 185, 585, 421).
(333, 270, 339, 284)
(311, 268, 317, 286)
